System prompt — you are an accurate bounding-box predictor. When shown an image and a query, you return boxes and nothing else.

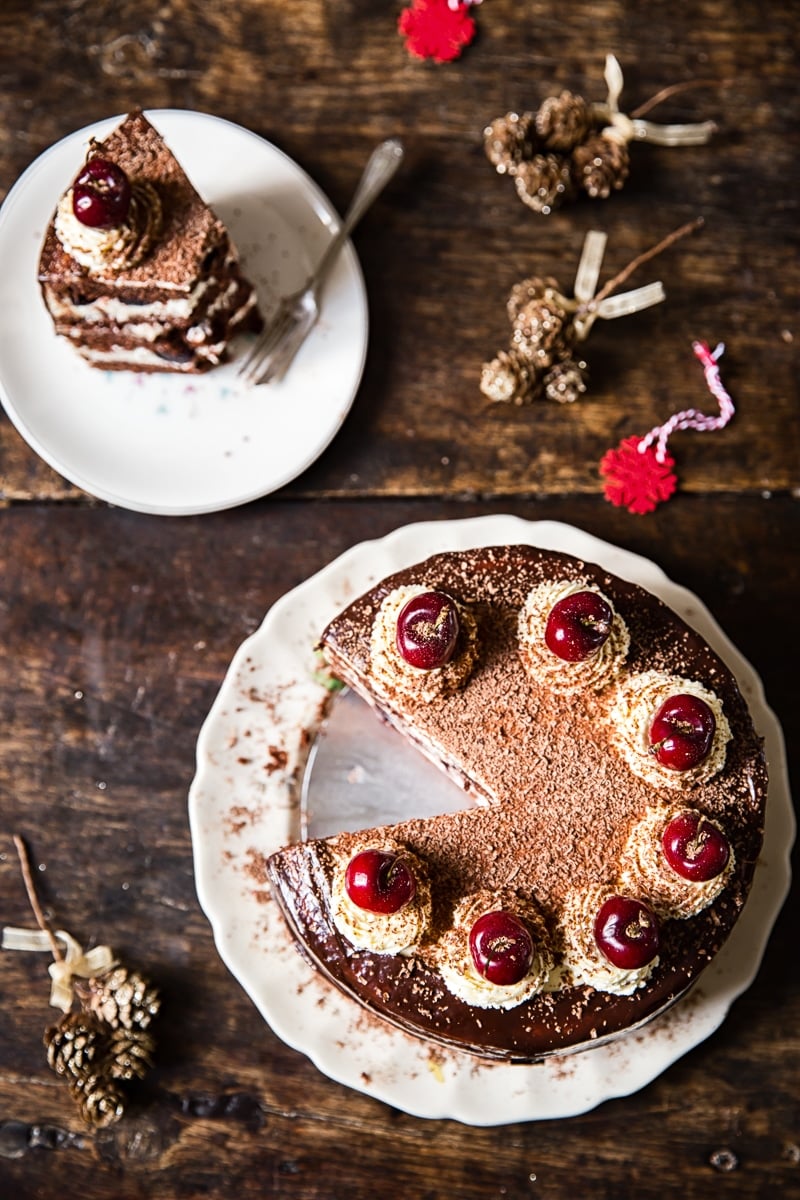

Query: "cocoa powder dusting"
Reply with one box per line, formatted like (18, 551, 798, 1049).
(39, 111, 225, 295)
(268, 545, 767, 1061)
(318, 546, 763, 919)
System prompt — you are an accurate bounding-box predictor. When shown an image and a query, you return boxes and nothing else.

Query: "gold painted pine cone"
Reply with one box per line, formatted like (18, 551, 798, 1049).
(511, 297, 572, 366)
(572, 132, 631, 198)
(513, 154, 574, 213)
(506, 275, 560, 323)
(68, 1072, 125, 1129)
(107, 1026, 156, 1082)
(480, 348, 540, 405)
(81, 965, 161, 1031)
(483, 111, 536, 175)
(535, 90, 593, 152)
(543, 359, 588, 403)
(44, 1012, 105, 1081)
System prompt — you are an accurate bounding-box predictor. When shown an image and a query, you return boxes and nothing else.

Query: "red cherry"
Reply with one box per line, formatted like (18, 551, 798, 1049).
(344, 849, 416, 914)
(396, 590, 459, 670)
(593, 895, 659, 970)
(468, 910, 534, 986)
(649, 693, 716, 771)
(544, 590, 613, 662)
(662, 811, 731, 882)
(71, 156, 132, 228)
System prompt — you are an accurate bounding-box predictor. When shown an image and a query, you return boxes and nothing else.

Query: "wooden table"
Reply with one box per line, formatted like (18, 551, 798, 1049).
(1, 3, 798, 1196)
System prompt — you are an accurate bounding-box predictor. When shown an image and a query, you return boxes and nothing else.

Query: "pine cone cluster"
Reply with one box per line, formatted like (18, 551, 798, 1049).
(484, 90, 629, 213)
(44, 964, 159, 1128)
(481, 275, 588, 406)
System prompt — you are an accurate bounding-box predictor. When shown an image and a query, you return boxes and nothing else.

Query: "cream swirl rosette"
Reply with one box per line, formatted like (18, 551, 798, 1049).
(330, 839, 431, 955)
(619, 806, 735, 919)
(609, 671, 731, 789)
(517, 580, 629, 693)
(368, 585, 479, 705)
(559, 884, 659, 996)
(55, 182, 162, 275)
(436, 889, 553, 1010)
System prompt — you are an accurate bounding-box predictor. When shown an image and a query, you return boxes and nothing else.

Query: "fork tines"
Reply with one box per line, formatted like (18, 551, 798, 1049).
(237, 302, 295, 386)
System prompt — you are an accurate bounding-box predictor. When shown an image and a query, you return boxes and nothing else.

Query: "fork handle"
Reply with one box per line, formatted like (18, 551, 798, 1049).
(311, 138, 404, 295)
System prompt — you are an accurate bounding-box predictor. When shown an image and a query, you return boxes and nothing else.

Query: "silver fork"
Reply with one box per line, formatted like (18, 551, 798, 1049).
(239, 137, 404, 387)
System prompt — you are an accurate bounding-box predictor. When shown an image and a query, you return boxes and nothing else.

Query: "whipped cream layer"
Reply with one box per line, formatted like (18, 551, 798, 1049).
(55, 181, 163, 275)
(436, 890, 553, 1010)
(49, 272, 259, 371)
(619, 806, 735, 919)
(518, 580, 630, 693)
(43, 278, 212, 325)
(369, 586, 479, 705)
(77, 341, 217, 372)
(559, 885, 659, 995)
(330, 838, 432, 954)
(610, 671, 731, 789)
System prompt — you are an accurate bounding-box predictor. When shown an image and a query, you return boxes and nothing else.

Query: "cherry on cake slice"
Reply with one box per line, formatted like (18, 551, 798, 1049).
(266, 545, 767, 1061)
(38, 110, 262, 374)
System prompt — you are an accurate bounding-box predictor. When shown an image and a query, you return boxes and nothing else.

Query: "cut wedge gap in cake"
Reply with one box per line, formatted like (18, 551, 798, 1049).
(302, 687, 478, 841)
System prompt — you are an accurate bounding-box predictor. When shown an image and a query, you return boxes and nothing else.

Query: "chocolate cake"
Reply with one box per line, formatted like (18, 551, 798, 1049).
(266, 545, 767, 1062)
(38, 111, 262, 373)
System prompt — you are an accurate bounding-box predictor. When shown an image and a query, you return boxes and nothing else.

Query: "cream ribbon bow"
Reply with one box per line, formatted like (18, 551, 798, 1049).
(2, 926, 115, 1011)
(598, 54, 717, 147)
(549, 229, 667, 343)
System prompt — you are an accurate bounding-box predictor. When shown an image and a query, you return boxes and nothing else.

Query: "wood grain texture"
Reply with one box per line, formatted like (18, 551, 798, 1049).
(0, 0, 797, 501)
(1, 497, 798, 1198)
(0, 1, 798, 1195)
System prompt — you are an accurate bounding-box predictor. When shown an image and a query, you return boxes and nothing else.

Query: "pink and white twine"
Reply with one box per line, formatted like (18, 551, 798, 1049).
(637, 341, 735, 463)
(600, 340, 737, 513)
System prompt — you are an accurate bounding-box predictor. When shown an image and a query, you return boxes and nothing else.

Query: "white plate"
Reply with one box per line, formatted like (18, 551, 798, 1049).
(0, 110, 368, 515)
(188, 516, 793, 1124)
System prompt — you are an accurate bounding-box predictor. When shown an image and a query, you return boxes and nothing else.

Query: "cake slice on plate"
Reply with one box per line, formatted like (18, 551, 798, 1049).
(38, 110, 262, 373)
(267, 545, 767, 1062)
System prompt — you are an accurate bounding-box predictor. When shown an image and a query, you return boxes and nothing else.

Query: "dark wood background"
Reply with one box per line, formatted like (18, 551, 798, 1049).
(0, 3, 797, 1197)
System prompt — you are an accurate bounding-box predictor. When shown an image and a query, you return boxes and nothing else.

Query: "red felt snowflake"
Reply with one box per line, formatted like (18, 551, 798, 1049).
(398, 0, 477, 64)
(600, 343, 734, 514)
(600, 435, 677, 514)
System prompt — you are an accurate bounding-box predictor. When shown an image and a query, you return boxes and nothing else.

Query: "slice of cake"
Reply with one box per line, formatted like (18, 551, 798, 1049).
(38, 110, 262, 373)
(266, 545, 767, 1062)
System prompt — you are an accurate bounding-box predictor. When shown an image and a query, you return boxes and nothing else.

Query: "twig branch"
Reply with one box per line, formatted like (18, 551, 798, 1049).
(12, 834, 63, 962)
(591, 217, 704, 307)
(631, 78, 728, 119)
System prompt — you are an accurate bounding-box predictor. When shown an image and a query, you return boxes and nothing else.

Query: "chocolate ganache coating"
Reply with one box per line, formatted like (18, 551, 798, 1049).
(266, 545, 767, 1061)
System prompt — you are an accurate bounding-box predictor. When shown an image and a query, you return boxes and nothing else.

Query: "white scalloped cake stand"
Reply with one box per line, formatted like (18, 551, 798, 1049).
(189, 516, 793, 1125)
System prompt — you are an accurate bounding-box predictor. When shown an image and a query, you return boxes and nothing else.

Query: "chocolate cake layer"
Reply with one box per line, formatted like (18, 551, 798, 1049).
(267, 545, 767, 1061)
(38, 111, 262, 373)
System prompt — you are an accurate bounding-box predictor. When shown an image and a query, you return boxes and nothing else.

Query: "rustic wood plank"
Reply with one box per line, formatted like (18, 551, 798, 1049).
(1, 496, 798, 1197)
(0, 1, 797, 503)
(0, 2, 798, 1195)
